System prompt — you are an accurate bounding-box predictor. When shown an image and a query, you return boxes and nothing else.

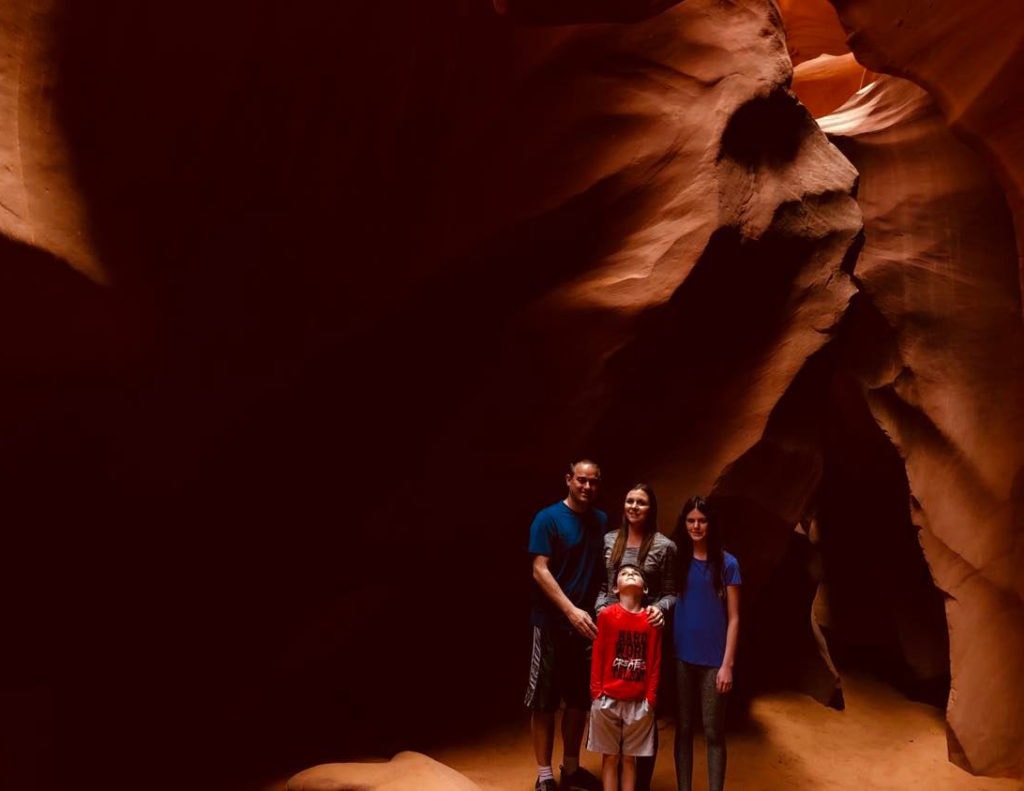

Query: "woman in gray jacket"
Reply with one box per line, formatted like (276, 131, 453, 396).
(595, 482, 677, 791)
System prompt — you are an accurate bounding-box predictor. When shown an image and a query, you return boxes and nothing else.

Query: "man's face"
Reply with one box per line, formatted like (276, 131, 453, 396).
(565, 462, 600, 509)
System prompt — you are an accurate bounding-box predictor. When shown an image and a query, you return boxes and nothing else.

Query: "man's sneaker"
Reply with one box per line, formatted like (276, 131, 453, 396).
(534, 778, 558, 791)
(560, 765, 602, 791)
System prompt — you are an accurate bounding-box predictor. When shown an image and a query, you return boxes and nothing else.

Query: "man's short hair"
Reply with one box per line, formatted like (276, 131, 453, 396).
(567, 458, 601, 477)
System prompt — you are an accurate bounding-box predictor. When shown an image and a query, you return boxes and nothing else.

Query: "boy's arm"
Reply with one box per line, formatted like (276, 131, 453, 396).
(493, 0, 686, 25)
(645, 624, 662, 707)
(590, 610, 609, 700)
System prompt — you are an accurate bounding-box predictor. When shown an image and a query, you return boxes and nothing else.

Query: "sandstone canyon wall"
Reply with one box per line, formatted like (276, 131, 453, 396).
(1, 1, 1022, 789)
(820, 75, 1024, 779)
(769, 0, 1024, 778)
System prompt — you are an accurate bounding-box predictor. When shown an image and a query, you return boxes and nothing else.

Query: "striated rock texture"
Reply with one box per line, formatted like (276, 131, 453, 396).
(821, 75, 1024, 779)
(826, 0, 1024, 289)
(0, 1, 102, 282)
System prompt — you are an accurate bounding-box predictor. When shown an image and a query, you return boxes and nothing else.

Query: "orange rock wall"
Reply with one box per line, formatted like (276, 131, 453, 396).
(822, 76, 1024, 778)
(2, 0, 1023, 788)
(828, 0, 1024, 288)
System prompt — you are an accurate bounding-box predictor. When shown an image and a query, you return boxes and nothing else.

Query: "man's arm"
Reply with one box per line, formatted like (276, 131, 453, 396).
(532, 554, 598, 639)
(493, 0, 686, 25)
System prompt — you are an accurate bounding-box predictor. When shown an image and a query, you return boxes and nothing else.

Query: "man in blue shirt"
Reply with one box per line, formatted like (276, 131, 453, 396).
(525, 459, 607, 791)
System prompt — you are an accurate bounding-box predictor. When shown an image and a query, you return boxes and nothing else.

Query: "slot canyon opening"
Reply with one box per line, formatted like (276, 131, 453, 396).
(3, 1, 1022, 790)
(736, 362, 952, 714)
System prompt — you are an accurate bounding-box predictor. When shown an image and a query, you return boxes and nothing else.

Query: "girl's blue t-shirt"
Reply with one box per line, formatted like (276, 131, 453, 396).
(673, 552, 741, 667)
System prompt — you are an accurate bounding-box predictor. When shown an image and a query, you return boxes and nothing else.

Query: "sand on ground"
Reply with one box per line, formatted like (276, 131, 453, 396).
(428, 673, 1023, 790)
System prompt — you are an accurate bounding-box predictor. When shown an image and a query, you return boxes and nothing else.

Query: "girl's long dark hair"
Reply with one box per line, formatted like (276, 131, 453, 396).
(610, 483, 659, 568)
(674, 494, 726, 601)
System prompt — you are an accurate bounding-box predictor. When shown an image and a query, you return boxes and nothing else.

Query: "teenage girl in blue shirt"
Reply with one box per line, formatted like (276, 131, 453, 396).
(672, 495, 740, 791)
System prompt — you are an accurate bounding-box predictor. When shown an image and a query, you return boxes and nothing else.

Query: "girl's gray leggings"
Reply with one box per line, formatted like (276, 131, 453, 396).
(674, 661, 727, 791)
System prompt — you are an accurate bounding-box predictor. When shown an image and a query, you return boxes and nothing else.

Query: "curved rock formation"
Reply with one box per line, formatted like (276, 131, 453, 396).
(3, 0, 1023, 788)
(826, 0, 1024, 289)
(0, 1, 101, 282)
(792, 53, 873, 119)
(776, 0, 850, 66)
(286, 753, 480, 791)
(0, 2, 862, 788)
(777, 0, 874, 118)
(821, 75, 1024, 779)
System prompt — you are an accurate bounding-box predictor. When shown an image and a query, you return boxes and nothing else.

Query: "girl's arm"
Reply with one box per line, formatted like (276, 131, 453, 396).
(716, 585, 740, 693)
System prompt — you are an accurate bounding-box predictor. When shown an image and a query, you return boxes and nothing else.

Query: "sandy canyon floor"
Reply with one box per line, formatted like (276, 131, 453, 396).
(272, 673, 1023, 790)
(428, 674, 1021, 790)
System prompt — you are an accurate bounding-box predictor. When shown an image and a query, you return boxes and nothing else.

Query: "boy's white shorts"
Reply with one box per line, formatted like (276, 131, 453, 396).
(586, 695, 656, 757)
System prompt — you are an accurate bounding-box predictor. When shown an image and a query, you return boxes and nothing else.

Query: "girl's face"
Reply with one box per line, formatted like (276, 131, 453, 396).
(685, 508, 709, 544)
(624, 489, 651, 529)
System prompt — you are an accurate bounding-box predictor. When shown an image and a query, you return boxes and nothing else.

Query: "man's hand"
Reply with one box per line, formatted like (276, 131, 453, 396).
(716, 665, 733, 694)
(645, 605, 665, 628)
(532, 555, 598, 639)
(567, 606, 598, 640)
(491, 0, 508, 13)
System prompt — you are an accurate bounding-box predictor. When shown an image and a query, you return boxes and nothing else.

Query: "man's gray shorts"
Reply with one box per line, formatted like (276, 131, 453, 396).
(524, 625, 592, 712)
(586, 695, 656, 757)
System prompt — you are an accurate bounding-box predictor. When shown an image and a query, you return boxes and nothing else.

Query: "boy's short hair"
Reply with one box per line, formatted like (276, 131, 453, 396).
(615, 562, 646, 583)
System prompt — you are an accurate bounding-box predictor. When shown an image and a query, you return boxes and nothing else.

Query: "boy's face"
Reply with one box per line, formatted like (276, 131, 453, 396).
(614, 565, 646, 594)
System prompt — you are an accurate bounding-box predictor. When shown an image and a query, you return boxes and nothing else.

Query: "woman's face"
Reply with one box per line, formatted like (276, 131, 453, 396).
(685, 508, 709, 544)
(623, 488, 651, 529)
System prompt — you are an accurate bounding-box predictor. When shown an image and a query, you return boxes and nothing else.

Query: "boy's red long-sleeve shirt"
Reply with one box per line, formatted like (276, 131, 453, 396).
(590, 603, 662, 707)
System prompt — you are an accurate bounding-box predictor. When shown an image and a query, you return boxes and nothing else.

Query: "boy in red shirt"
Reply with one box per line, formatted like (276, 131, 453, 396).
(588, 563, 662, 791)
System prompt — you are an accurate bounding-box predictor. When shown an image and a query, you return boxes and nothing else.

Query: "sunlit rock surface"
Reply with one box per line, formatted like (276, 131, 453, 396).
(776, 0, 849, 66)
(286, 753, 479, 791)
(792, 53, 873, 118)
(0, 3, 138, 379)
(821, 75, 1024, 779)
(0, 1, 101, 281)
(827, 0, 1024, 286)
(776, 0, 876, 120)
